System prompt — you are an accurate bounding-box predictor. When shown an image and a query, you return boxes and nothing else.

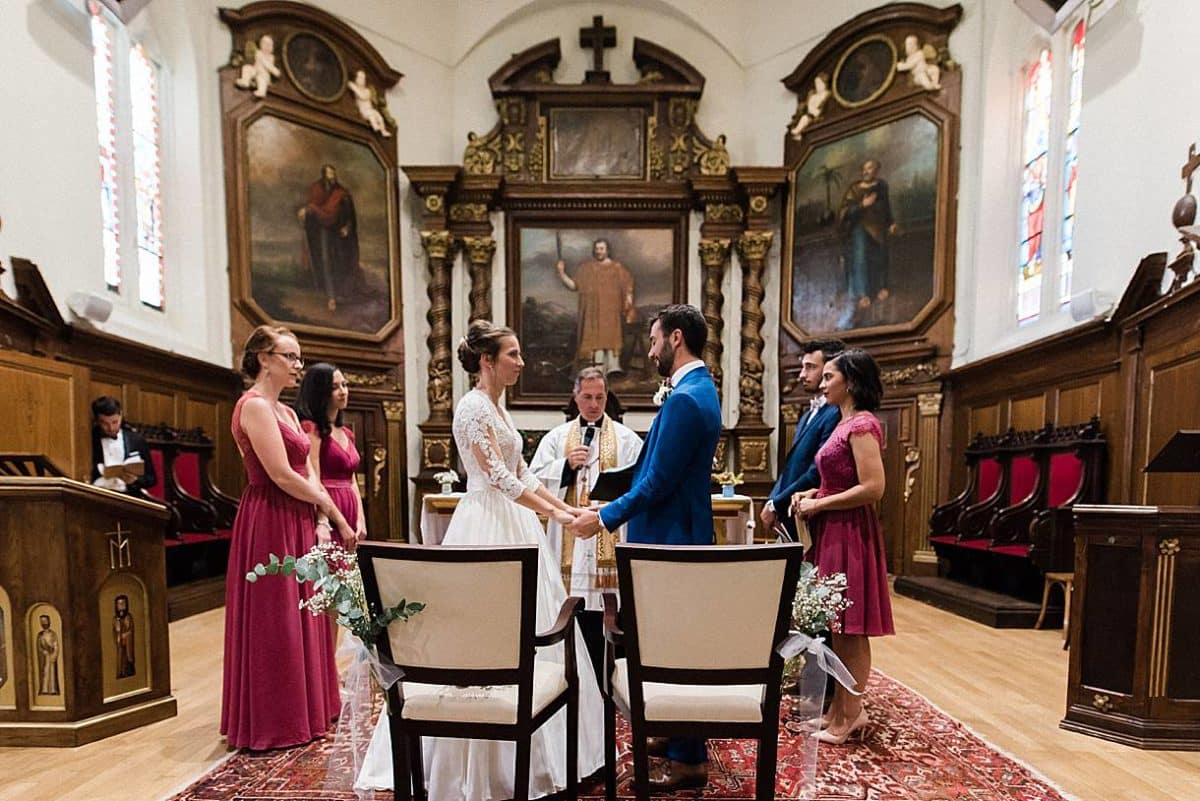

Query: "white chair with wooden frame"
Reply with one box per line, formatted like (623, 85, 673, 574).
(600, 542, 804, 801)
(357, 542, 582, 801)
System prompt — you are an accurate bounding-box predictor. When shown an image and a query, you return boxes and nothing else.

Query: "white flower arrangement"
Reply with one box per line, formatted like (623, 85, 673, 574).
(652, 381, 672, 407)
(433, 469, 459, 493)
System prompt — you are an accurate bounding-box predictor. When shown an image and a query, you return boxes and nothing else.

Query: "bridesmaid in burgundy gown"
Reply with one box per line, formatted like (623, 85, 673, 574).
(792, 348, 894, 745)
(296, 363, 367, 547)
(221, 326, 355, 751)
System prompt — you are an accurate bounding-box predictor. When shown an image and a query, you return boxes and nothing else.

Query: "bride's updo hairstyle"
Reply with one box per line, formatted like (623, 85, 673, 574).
(457, 319, 517, 374)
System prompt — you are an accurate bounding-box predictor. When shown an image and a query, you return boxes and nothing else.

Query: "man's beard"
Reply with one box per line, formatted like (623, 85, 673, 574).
(655, 343, 676, 378)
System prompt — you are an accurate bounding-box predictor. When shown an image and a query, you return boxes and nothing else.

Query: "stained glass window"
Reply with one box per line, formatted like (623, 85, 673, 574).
(130, 45, 164, 309)
(90, 3, 121, 292)
(1059, 19, 1085, 306)
(1018, 49, 1052, 323)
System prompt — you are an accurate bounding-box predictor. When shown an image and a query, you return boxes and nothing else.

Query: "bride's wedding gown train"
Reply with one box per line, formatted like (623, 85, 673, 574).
(355, 389, 606, 800)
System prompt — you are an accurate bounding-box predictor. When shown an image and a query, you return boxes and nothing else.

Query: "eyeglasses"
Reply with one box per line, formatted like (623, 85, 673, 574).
(266, 350, 304, 367)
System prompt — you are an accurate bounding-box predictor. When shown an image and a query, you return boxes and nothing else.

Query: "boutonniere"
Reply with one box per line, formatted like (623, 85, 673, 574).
(652, 381, 673, 407)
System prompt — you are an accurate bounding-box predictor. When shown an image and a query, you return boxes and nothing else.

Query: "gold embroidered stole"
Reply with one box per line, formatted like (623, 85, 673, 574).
(561, 415, 619, 589)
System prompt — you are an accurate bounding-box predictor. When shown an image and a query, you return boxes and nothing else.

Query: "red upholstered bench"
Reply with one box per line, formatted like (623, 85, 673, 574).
(930, 417, 1106, 601)
(929, 431, 1008, 547)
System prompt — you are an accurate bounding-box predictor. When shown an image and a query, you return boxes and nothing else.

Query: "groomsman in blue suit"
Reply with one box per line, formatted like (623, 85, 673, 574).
(761, 339, 845, 541)
(570, 303, 721, 790)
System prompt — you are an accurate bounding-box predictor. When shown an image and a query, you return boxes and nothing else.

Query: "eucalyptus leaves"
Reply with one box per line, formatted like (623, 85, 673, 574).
(246, 542, 424, 644)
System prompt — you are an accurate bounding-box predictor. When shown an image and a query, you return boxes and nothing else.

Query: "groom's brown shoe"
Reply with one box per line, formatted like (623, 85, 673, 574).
(646, 736, 668, 757)
(647, 760, 708, 791)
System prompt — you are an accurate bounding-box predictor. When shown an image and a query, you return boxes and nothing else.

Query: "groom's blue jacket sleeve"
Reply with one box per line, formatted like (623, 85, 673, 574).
(598, 392, 702, 532)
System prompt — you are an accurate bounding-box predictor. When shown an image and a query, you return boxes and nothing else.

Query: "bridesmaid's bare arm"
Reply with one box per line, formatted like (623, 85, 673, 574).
(798, 432, 885, 515)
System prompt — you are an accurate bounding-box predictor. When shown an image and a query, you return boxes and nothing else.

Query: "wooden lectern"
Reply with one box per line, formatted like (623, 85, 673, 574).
(1063, 431, 1200, 749)
(0, 476, 176, 746)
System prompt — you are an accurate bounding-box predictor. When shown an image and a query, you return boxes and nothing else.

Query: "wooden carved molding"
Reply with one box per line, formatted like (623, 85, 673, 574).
(883, 361, 941, 387)
(463, 33, 725, 187)
(699, 238, 731, 397)
(1150, 533, 1180, 697)
(460, 236, 497, 322)
(421, 435, 454, 471)
(381, 400, 405, 422)
(736, 437, 770, 474)
(736, 231, 774, 423)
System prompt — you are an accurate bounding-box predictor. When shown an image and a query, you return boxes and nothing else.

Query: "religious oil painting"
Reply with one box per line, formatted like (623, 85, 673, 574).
(244, 113, 395, 336)
(283, 32, 345, 102)
(833, 35, 897, 108)
(550, 108, 645, 180)
(99, 576, 151, 702)
(508, 220, 685, 409)
(787, 112, 940, 334)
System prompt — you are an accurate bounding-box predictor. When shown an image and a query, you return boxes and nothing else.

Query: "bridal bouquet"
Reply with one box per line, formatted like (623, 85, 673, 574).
(782, 561, 851, 686)
(246, 542, 424, 644)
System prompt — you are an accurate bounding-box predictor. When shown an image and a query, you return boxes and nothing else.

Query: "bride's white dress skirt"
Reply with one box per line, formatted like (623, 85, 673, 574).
(355, 489, 606, 801)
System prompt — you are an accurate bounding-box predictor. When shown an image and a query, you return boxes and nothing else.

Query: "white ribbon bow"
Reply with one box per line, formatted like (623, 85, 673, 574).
(776, 631, 861, 694)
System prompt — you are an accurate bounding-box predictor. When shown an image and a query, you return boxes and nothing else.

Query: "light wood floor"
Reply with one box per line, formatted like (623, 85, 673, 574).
(2, 595, 1198, 801)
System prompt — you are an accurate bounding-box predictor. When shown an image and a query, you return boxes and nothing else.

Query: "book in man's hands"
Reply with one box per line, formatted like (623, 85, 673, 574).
(589, 463, 636, 502)
(101, 455, 145, 480)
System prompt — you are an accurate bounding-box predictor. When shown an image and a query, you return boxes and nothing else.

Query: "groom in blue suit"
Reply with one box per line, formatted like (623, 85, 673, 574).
(570, 304, 720, 790)
(761, 339, 845, 540)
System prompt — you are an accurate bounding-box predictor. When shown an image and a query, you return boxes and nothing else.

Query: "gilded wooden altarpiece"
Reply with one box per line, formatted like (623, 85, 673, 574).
(403, 20, 782, 532)
(220, 1, 408, 539)
(778, 3, 963, 576)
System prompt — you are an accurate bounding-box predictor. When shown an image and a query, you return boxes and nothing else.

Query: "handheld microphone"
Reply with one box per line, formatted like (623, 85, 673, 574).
(582, 424, 596, 447)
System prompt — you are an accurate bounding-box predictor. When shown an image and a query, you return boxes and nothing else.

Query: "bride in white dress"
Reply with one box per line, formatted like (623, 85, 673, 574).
(356, 320, 606, 800)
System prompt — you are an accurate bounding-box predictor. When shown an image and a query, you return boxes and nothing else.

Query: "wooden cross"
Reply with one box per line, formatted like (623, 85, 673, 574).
(1182, 143, 1200, 193)
(580, 15, 616, 84)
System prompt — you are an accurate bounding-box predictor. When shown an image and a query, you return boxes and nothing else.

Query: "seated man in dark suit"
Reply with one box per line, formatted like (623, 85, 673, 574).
(761, 338, 846, 541)
(90, 396, 157, 497)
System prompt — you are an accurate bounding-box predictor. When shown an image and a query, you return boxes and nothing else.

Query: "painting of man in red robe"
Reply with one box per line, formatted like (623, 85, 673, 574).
(298, 164, 365, 312)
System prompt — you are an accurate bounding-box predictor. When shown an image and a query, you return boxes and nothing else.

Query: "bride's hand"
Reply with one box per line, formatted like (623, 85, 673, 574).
(551, 509, 577, 527)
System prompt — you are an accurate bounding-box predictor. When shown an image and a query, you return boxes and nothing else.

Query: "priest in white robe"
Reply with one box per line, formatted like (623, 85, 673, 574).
(530, 366, 642, 679)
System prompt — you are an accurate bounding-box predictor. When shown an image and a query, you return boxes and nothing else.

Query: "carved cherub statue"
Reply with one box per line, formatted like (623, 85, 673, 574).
(896, 34, 941, 91)
(347, 69, 391, 137)
(789, 72, 831, 141)
(235, 34, 281, 98)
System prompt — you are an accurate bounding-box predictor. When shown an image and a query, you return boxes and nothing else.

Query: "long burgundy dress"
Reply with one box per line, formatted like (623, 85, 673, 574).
(811, 412, 895, 637)
(302, 421, 361, 542)
(221, 391, 340, 750)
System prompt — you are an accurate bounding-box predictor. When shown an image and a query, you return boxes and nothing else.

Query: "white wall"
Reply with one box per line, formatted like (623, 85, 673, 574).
(3, 0, 1197, 518)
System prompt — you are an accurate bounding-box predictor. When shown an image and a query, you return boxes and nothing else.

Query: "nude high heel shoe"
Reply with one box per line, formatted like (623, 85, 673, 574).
(813, 708, 870, 744)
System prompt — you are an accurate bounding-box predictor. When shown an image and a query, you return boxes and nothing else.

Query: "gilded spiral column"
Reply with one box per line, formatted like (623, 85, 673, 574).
(460, 236, 496, 322)
(731, 230, 774, 487)
(420, 230, 455, 423)
(736, 231, 772, 424)
(698, 238, 731, 398)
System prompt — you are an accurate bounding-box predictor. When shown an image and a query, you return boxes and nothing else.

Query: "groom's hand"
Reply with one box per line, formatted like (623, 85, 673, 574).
(569, 509, 603, 539)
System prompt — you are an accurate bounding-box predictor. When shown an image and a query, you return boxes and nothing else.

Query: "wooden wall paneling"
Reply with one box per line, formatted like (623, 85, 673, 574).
(137, 390, 178, 428)
(1055, 381, 1101, 426)
(1140, 353, 1200, 505)
(1009, 393, 1047, 431)
(969, 403, 1002, 438)
(0, 350, 91, 480)
(88, 380, 126, 409)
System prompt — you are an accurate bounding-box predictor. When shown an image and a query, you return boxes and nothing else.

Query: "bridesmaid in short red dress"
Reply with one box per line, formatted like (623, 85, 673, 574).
(792, 348, 894, 745)
(221, 326, 354, 751)
(296, 363, 366, 547)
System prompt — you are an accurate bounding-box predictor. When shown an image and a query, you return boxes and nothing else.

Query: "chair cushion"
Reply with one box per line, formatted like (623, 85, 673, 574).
(610, 658, 764, 723)
(400, 659, 566, 724)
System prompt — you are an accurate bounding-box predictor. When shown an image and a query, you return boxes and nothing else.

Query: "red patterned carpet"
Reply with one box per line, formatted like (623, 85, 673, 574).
(170, 670, 1074, 801)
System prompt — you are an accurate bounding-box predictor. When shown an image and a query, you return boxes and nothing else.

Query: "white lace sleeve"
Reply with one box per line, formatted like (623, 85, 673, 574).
(457, 395, 528, 500)
(517, 454, 541, 492)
